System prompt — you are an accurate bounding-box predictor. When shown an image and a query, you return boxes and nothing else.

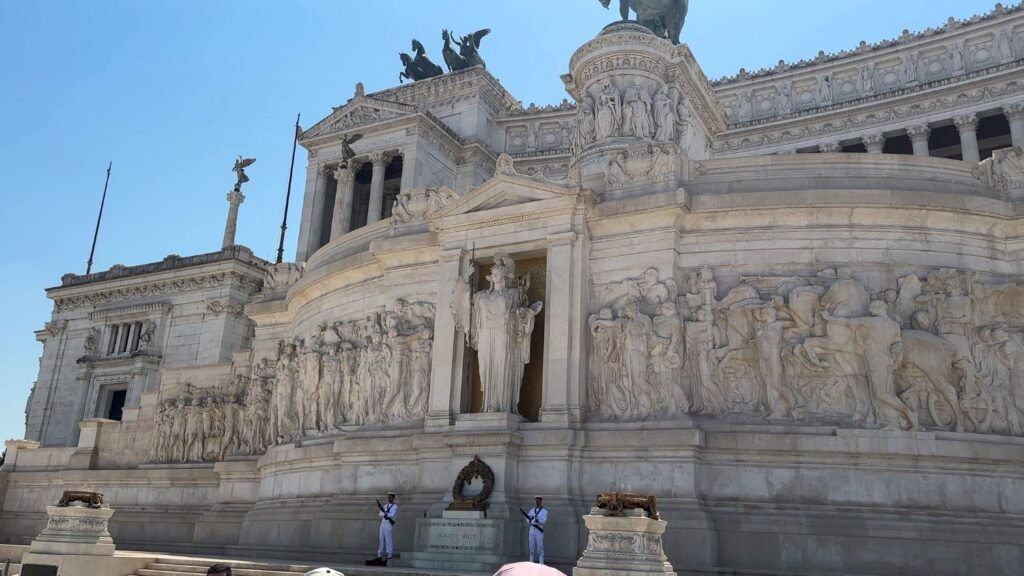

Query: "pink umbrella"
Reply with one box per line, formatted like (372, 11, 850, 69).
(493, 562, 568, 576)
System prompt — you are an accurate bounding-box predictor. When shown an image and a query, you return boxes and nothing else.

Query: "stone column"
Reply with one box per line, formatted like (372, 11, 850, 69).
(906, 125, 931, 156)
(955, 114, 981, 163)
(331, 165, 356, 241)
(367, 151, 391, 224)
(541, 232, 586, 425)
(1003, 103, 1024, 147)
(426, 248, 469, 429)
(862, 134, 885, 154)
(819, 142, 842, 153)
(221, 188, 245, 249)
(296, 164, 327, 261)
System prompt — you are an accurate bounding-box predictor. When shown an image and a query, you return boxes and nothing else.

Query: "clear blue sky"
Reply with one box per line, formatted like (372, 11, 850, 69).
(0, 0, 1005, 446)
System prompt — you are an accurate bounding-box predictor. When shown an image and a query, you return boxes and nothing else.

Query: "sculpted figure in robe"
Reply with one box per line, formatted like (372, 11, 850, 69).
(466, 254, 544, 414)
(595, 81, 622, 140)
(653, 89, 676, 142)
(624, 82, 653, 139)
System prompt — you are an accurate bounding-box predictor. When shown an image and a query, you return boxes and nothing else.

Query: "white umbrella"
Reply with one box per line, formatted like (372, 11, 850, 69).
(304, 569, 345, 576)
(493, 562, 567, 576)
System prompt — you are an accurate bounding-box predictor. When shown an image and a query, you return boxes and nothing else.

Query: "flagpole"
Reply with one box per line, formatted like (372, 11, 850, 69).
(86, 162, 112, 275)
(276, 113, 301, 264)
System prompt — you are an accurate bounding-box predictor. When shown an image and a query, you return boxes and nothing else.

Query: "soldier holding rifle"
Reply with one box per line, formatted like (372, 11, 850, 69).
(375, 492, 399, 563)
(519, 496, 548, 564)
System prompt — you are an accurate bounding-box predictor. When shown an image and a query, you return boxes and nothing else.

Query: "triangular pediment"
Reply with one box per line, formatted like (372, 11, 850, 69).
(437, 173, 583, 218)
(303, 96, 417, 141)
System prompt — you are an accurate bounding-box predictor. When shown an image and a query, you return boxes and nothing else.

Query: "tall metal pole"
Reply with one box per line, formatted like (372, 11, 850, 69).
(86, 162, 112, 274)
(276, 113, 301, 264)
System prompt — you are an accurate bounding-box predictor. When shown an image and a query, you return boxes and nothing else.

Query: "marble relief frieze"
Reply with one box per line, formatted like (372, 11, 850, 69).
(588, 266, 1024, 437)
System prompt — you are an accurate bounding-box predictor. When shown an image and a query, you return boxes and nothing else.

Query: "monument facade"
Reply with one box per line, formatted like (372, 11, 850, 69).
(4, 4, 1024, 575)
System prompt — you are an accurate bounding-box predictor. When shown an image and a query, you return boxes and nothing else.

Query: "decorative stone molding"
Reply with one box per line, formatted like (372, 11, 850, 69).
(53, 271, 262, 312)
(713, 78, 1023, 154)
(974, 145, 1024, 190)
(88, 302, 171, 321)
(391, 186, 458, 225)
(42, 320, 68, 338)
(206, 300, 246, 318)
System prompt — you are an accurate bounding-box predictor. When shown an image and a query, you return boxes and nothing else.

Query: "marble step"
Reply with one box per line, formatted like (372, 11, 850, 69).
(131, 557, 492, 576)
(138, 565, 306, 576)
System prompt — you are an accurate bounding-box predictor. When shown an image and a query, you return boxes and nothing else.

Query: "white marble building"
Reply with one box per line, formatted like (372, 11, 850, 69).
(4, 5, 1024, 575)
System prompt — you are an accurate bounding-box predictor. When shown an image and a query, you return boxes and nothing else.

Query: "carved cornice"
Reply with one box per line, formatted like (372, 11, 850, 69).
(713, 74, 1024, 153)
(713, 3, 1024, 85)
(54, 272, 262, 312)
(369, 66, 521, 116)
(89, 302, 171, 321)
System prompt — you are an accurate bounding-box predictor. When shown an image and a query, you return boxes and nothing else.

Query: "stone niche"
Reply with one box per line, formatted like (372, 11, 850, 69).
(466, 254, 547, 421)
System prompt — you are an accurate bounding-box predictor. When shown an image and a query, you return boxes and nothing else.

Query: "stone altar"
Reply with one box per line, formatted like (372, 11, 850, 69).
(574, 503, 675, 576)
(29, 500, 116, 556)
(400, 456, 522, 572)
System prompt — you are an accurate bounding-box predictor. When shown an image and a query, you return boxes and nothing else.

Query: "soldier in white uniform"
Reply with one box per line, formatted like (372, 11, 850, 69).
(526, 496, 548, 564)
(376, 492, 399, 562)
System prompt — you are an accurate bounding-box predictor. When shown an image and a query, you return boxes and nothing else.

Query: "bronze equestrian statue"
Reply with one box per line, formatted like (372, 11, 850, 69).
(399, 39, 443, 83)
(600, 0, 689, 45)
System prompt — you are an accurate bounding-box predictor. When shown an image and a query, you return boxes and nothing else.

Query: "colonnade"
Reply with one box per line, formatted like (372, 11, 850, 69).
(814, 103, 1024, 161)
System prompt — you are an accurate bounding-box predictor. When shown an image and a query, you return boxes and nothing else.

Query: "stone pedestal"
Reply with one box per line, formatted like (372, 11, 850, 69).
(574, 508, 676, 576)
(399, 510, 521, 572)
(29, 505, 116, 556)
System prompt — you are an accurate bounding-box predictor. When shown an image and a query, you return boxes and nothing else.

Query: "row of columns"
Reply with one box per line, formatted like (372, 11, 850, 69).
(816, 103, 1024, 161)
(329, 151, 394, 241)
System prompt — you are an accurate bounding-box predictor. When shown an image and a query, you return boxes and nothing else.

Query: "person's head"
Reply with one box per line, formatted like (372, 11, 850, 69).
(387, 492, 396, 503)
(207, 564, 232, 576)
(534, 496, 543, 507)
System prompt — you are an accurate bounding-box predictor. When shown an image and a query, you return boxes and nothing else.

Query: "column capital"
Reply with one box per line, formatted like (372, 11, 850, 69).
(906, 124, 931, 140)
(332, 164, 355, 184)
(226, 190, 245, 205)
(818, 142, 842, 153)
(1003, 102, 1024, 120)
(369, 151, 393, 167)
(954, 114, 979, 131)
(862, 133, 885, 153)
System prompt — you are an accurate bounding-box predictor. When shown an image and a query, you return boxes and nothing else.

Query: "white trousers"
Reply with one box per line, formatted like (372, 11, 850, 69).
(529, 530, 544, 564)
(378, 522, 393, 558)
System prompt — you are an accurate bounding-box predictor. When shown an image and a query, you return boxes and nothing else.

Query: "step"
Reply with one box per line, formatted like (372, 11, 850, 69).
(130, 556, 492, 576)
(144, 563, 306, 576)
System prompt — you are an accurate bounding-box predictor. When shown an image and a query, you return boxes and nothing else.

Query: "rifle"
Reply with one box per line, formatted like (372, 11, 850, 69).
(519, 507, 543, 533)
(376, 499, 395, 525)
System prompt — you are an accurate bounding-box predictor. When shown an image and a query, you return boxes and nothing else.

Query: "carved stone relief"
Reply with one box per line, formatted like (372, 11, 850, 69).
(589, 266, 1024, 437)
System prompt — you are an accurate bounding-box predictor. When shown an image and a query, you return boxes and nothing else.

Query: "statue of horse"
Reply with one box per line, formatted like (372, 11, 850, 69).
(399, 39, 443, 83)
(599, 0, 689, 44)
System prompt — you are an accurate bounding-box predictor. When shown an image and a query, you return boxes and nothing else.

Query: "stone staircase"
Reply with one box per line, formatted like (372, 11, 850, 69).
(128, 556, 492, 576)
